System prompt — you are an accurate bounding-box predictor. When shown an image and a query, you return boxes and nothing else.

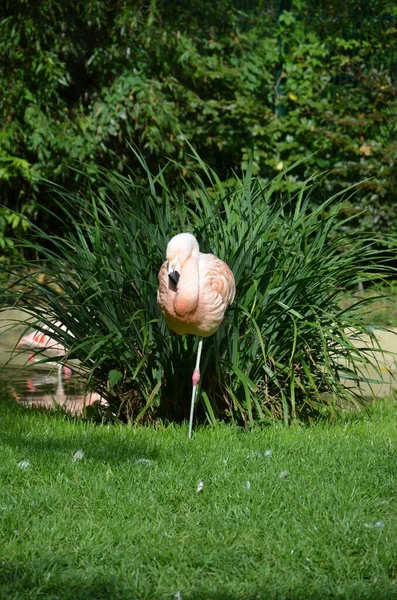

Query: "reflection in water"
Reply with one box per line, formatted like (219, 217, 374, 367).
(0, 309, 103, 414)
(6, 364, 103, 414)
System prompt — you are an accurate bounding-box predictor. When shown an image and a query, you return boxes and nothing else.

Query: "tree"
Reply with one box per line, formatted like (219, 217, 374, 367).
(0, 0, 396, 252)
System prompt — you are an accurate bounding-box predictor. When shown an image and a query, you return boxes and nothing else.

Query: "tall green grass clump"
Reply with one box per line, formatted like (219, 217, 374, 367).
(1, 151, 392, 425)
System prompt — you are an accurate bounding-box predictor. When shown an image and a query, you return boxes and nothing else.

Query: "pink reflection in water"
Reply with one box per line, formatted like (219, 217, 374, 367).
(9, 368, 104, 415)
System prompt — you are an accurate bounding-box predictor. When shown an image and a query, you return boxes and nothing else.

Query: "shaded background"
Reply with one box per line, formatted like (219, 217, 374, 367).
(0, 0, 396, 254)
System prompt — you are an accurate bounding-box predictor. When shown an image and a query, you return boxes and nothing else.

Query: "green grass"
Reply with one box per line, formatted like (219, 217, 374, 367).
(1, 396, 397, 599)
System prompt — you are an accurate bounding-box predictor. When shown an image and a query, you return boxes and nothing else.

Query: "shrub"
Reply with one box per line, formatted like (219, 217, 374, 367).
(0, 0, 396, 248)
(1, 152, 394, 425)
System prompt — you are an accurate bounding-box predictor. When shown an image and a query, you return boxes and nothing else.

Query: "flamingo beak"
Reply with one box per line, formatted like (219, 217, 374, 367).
(168, 260, 180, 286)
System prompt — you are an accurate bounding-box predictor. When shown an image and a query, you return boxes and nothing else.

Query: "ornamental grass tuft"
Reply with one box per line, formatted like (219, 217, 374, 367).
(1, 149, 394, 425)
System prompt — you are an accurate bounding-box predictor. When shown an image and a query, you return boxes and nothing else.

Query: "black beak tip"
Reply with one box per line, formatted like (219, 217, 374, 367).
(169, 271, 180, 286)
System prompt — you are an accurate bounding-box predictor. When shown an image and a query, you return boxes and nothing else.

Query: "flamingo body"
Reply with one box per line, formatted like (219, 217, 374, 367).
(17, 322, 66, 355)
(17, 321, 72, 376)
(157, 233, 235, 337)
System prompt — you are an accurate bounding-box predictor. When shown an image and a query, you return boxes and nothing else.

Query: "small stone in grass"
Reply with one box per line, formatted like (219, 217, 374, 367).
(196, 480, 204, 493)
(279, 471, 289, 479)
(18, 460, 30, 469)
(135, 458, 152, 466)
(365, 521, 384, 529)
(72, 450, 84, 463)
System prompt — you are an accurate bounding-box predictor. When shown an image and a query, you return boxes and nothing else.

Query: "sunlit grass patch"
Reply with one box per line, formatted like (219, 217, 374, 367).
(0, 395, 397, 599)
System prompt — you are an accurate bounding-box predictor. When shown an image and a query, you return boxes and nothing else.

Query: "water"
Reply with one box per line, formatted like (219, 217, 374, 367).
(0, 309, 100, 413)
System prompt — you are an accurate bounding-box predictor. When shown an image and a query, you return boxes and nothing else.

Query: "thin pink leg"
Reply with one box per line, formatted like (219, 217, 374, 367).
(188, 338, 203, 439)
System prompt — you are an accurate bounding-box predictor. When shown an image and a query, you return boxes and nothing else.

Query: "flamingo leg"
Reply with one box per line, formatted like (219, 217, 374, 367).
(56, 362, 65, 397)
(188, 338, 203, 439)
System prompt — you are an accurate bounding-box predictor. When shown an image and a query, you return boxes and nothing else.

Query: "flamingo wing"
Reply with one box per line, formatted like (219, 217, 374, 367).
(197, 253, 235, 334)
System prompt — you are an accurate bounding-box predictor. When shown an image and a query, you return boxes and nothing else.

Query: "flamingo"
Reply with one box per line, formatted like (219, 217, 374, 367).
(17, 321, 72, 378)
(16, 323, 104, 414)
(17, 322, 66, 354)
(157, 232, 235, 438)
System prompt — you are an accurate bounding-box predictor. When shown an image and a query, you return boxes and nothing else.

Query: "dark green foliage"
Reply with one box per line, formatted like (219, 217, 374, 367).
(0, 0, 396, 252)
(1, 153, 394, 424)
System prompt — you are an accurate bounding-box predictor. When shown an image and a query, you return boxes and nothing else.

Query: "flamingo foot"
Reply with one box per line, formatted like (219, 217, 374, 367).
(192, 368, 200, 386)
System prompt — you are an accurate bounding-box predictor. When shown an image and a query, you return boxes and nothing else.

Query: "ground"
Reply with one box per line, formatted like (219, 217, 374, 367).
(0, 395, 396, 599)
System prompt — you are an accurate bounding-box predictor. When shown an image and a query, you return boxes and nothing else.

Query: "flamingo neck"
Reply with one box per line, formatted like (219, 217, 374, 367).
(174, 254, 200, 316)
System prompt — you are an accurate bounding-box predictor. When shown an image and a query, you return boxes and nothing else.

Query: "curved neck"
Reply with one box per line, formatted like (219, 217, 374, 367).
(174, 254, 199, 315)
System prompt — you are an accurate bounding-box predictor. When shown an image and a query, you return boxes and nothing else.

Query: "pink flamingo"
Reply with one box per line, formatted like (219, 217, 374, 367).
(17, 321, 72, 377)
(16, 323, 103, 413)
(157, 233, 235, 438)
(17, 321, 66, 354)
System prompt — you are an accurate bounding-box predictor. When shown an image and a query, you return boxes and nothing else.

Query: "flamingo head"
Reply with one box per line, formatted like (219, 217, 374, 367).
(166, 233, 199, 285)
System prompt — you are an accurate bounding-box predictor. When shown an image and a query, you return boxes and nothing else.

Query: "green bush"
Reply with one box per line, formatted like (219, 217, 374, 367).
(0, 0, 396, 250)
(2, 152, 393, 425)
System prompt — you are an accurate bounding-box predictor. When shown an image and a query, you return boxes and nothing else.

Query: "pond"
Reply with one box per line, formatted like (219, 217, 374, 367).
(0, 309, 101, 413)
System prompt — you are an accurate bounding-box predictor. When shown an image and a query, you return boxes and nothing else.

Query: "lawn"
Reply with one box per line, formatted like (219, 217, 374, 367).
(0, 396, 397, 600)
